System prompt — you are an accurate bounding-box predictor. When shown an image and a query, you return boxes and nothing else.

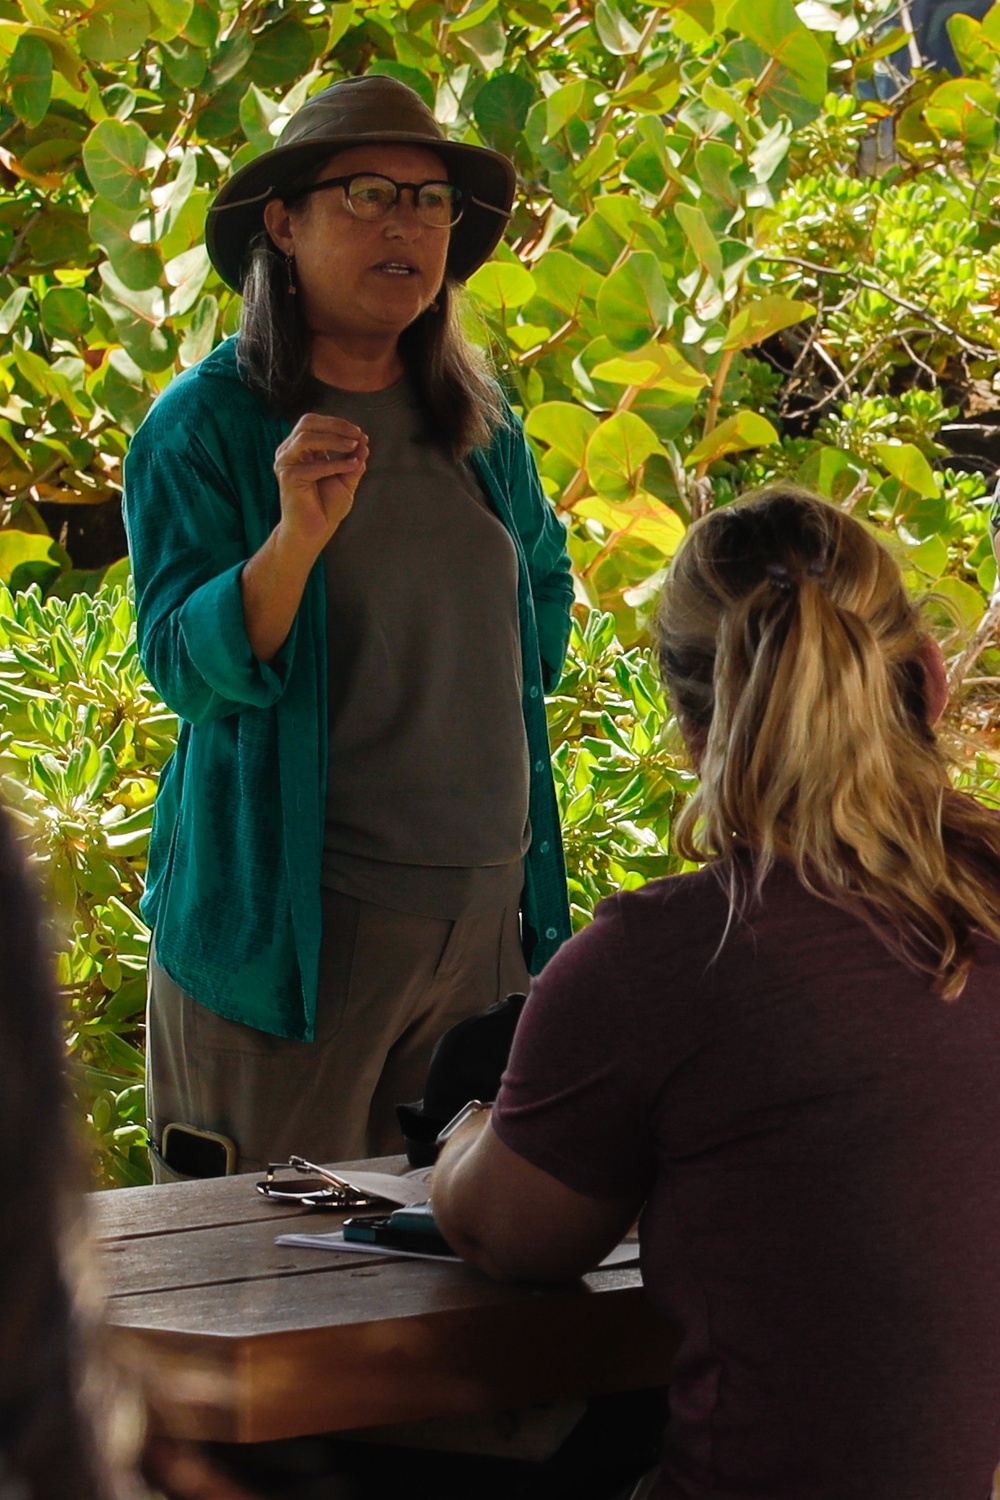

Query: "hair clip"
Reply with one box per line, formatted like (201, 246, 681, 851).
(766, 562, 793, 592)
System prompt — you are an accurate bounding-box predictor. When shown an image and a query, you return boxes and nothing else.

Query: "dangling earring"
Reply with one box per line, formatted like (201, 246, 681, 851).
(285, 253, 297, 296)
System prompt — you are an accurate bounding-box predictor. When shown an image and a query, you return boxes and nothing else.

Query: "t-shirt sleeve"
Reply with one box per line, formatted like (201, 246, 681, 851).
(493, 895, 656, 1200)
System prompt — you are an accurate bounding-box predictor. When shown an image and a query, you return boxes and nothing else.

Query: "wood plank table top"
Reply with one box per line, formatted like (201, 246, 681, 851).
(93, 1156, 678, 1445)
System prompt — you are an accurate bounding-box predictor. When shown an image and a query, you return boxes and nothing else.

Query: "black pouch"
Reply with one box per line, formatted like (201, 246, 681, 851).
(395, 992, 526, 1167)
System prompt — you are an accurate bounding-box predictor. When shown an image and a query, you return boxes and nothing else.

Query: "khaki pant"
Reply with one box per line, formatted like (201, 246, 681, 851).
(146, 886, 529, 1180)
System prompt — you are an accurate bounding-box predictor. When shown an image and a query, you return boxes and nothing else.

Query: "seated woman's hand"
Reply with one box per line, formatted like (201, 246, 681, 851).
(273, 413, 369, 553)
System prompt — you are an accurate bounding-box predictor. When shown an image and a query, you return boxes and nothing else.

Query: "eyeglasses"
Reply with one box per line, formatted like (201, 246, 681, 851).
(256, 1156, 384, 1210)
(291, 173, 463, 229)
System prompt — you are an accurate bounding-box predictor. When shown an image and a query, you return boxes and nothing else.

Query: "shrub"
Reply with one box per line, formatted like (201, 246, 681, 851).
(0, 580, 175, 1184)
(0, 580, 684, 1183)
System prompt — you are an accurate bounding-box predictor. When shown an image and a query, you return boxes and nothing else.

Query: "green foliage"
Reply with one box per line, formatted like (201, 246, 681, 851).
(0, 581, 685, 1184)
(0, 0, 997, 641)
(0, 580, 175, 1184)
(548, 609, 697, 926)
(3, 0, 1000, 1182)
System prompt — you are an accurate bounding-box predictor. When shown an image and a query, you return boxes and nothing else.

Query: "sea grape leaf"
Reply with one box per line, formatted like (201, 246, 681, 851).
(79, 0, 151, 63)
(83, 119, 155, 210)
(8, 32, 52, 128)
(146, 0, 194, 42)
(596, 252, 674, 353)
(473, 72, 535, 153)
(467, 259, 536, 311)
(525, 402, 600, 467)
(874, 442, 940, 499)
(590, 341, 708, 398)
(576, 492, 686, 558)
(721, 294, 816, 350)
(684, 410, 779, 466)
(674, 203, 723, 285)
(246, 16, 316, 89)
(726, 0, 828, 103)
(586, 411, 665, 501)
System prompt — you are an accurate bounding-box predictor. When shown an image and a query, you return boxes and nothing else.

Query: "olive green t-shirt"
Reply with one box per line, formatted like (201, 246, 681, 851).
(318, 377, 530, 919)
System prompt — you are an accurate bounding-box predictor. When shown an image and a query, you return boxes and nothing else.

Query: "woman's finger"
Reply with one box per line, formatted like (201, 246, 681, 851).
(275, 432, 360, 462)
(277, 455, 364, 482)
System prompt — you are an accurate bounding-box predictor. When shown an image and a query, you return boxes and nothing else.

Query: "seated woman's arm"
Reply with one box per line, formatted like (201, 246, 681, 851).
(433, 1116, 640, 1283)
(432, 899, 654, 1281)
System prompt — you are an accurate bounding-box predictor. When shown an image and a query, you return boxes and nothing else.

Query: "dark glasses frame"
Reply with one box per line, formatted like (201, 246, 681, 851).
(289, 172, 464, 227)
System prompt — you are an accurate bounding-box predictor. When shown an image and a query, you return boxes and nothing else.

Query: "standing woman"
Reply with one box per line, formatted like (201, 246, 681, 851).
(123, 75, 573, 1180)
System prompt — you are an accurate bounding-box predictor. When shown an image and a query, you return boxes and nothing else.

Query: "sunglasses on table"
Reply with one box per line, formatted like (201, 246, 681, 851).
(290, 173, 464, 228)
(256, 1156, 386, 1209)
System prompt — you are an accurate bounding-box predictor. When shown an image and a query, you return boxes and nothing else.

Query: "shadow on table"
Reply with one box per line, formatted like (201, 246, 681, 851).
(194, 1387, 667, 1500)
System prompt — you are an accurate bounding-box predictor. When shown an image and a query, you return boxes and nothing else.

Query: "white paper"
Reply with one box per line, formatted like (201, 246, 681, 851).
(275, 1229, 460, 1262)
(274, 1229, 640, 1269)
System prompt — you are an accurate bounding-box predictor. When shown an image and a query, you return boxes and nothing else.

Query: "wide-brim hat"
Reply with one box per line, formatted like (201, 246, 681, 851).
(206, 74, 516, 292)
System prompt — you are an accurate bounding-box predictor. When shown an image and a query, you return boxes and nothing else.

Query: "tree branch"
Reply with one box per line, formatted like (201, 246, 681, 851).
(761, 255, 997, 358)
(948, 587, 1000, 692)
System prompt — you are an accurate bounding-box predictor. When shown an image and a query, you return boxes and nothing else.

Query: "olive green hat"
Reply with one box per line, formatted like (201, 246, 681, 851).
(206, 74, 516, 292)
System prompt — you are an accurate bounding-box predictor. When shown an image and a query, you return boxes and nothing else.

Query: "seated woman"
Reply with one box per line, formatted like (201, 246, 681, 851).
(433, 489, 1000, 1500)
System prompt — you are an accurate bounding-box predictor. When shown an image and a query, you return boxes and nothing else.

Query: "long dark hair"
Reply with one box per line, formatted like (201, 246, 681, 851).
(0, 805, 137, 1498)
(657, 487, 1000, 999)
(237, 212, 504, 459)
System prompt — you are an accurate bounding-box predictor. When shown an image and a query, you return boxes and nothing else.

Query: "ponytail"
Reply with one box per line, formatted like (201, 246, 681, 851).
(657, 487, 1000, 997)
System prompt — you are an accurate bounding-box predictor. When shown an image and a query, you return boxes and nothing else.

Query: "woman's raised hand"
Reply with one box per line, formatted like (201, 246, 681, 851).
(273, 414, 370, 553)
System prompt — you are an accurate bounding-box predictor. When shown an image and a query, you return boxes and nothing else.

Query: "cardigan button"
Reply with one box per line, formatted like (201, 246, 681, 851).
(534, 759, 545, 773)
(538, 840, 550, 854)
(529, 684, 539, 698)
(545, 927, 558, 940)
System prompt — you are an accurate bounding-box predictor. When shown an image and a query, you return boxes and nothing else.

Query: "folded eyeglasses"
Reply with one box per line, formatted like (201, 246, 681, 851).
(256, 1155, 384, 1210)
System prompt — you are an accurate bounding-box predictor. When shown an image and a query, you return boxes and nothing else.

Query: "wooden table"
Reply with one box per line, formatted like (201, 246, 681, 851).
(94, 1156, 678, 1444)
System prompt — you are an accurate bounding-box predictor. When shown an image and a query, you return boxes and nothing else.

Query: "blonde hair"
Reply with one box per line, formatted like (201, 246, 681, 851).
(656, 487, 1000, 998)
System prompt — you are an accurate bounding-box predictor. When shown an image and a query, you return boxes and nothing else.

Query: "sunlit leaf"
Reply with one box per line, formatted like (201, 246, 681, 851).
(531, 249, 602, 316)
(594, 0, 642, 54)
(721, 294, 816, 351)
(726, 0, 828, 102)
(931, 575, 987, 631)
(875, 442, 940, 499)
(590, 341, 708, 398)
(146, 0, 193, 42)
(525, 402, 599, 467)
(925, 79, 998, 151)
(467, 259, 536, 311)
(684, 410, 779, 466)
(674, 202, 723, 285)
(0, 529, 63, 585)
(586, 411, 665, 501)
(576, 492, 686, 557)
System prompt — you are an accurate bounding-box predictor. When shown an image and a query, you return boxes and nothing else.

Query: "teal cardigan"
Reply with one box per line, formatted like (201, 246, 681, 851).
(123, 337, 573, 1041)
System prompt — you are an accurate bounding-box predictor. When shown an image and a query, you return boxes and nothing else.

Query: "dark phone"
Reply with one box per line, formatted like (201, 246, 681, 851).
(161, 1122, 236, 1178)
(343, 1204, 456, 1258)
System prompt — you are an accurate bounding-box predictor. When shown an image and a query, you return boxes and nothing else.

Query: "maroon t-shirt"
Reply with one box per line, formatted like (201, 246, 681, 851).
(493, 860, 1000, 1500)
